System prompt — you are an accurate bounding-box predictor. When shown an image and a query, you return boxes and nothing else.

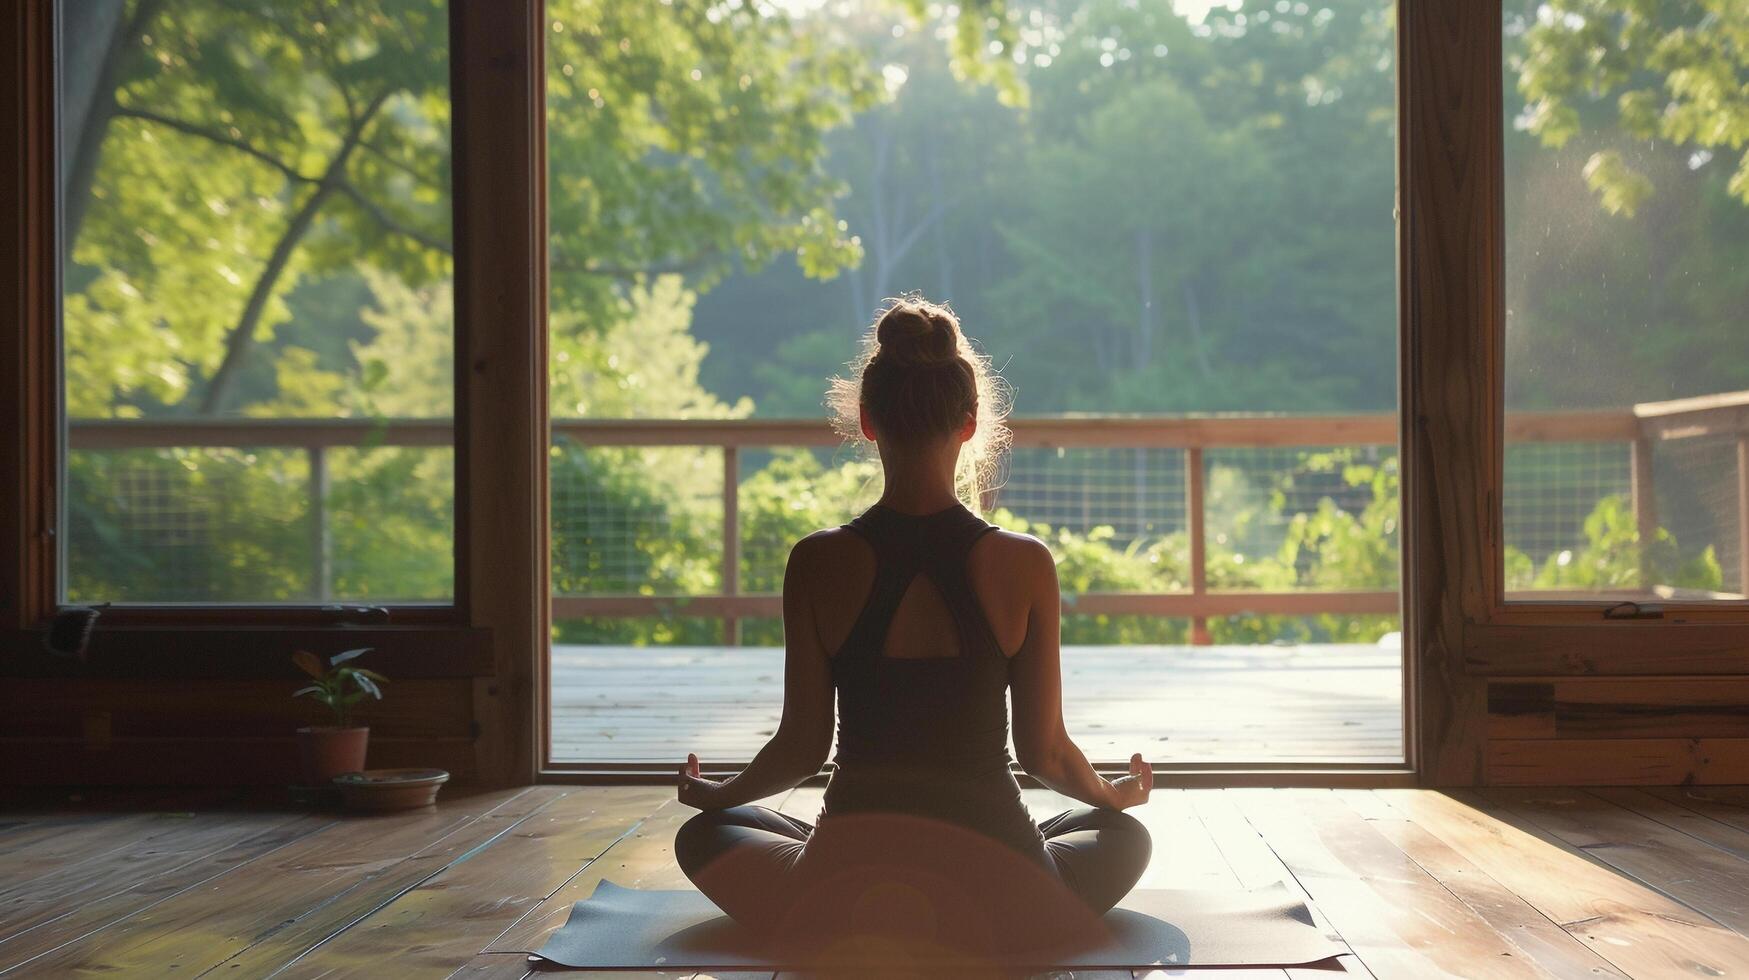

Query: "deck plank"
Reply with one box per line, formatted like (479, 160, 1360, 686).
(550, 644, 1404, 765)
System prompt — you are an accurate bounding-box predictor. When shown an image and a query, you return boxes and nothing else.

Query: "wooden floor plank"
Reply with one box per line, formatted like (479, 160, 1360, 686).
(1132, 790, 1242, 891)
(1235, 788, 1555, 979)
(1380, 788, 1749, 978)
(211, 787, 566, 977)
(1482, 787, 1749, 937)
(277, 788, 669, 979)
(484, 798, 696, 953)
(11, 787, 1749, 978)
(0, 812, 332, 972)
(13, 788, 529, 977)
(1185, 790, 1374, 980)
(1339, 790, 1628, 980)
(444, 950, 534, 979)
(1593, 787, 1749, 863)
(1644, 785, 1749, 837)
(0, 810, 294, 934)
(0, 812, 187, 890)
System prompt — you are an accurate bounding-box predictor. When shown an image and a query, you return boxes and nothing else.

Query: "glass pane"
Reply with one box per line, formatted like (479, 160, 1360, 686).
(1504, 1, 1749, 601)
(58, 1, 454, 604)
(546, 0, 1402, 765)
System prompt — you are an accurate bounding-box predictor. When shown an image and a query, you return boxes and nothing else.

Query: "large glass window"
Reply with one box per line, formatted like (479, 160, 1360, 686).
(1504, 0, 1749, 603)
(546, 0, 1402, 767)
(58, 1, 453, 604)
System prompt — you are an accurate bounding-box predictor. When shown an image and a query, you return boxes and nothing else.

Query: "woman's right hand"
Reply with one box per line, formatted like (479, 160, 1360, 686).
(678, 753, 732, 810)
(1103, 753, 1154, 810)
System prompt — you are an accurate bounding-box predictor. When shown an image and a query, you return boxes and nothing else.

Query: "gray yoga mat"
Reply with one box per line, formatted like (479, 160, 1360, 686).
(528, 879, 1346, 970)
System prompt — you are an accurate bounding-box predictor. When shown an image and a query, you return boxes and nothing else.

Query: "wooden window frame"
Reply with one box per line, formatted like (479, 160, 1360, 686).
(8, 0, 1743, 789)
(0, 0, 547, 785)
(1401, 0, 1749, 786)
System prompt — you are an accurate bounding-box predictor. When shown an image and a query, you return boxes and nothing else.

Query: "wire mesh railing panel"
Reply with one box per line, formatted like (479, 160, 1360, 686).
(1503, 441, 1634, 591)
(984, 447, 1191, 593)
(737, 447, 883, 595)
(1204, 445, 1398, 592)
(550, 441, 724, 597)
(65, 447, 314, 603)
(1655, 435, 1744, 596)
(324, 446, 455, 602)
(992, 447, 1188, 541)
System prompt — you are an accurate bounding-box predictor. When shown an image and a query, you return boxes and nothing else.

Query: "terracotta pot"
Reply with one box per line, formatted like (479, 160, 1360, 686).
(296, 726, 369, 785)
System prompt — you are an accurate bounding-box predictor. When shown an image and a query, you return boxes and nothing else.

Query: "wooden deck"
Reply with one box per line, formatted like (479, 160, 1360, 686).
(5, 785, 1749, 977)
(551, 643, 1405, 764)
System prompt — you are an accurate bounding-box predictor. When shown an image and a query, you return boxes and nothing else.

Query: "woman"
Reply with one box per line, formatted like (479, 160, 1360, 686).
(674, 296, 1153, 954)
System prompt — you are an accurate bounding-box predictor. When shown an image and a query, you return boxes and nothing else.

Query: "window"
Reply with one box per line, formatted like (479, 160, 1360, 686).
(57, 0, 453, 604)
(544, 0, 1404, 768)
(1503, 0, 1749, 603)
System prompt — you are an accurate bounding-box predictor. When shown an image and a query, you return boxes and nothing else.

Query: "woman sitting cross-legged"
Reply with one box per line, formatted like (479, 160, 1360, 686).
(674, 295, 1153, 958)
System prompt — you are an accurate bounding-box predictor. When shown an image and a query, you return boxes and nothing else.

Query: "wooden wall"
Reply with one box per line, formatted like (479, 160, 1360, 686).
(1, 629, 496, 786)
(1485, 678, 1749, 785)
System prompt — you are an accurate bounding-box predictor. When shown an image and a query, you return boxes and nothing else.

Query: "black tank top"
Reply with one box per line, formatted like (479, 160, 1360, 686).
(817, 502, 1047, 861)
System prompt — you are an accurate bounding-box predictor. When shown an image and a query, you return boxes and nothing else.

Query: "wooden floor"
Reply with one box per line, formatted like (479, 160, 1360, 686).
(552, 643, 1405, 764)
(5, 785, 1749, 978)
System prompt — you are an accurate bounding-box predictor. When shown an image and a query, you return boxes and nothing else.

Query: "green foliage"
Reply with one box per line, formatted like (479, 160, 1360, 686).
(291, 647, 387, 728)
(1505, 494, 1724, 594)
(1516, 0, 1749, 209)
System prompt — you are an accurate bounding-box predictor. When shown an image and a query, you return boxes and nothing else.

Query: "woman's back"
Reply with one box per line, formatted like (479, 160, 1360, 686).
(801, 502, 1049, 859)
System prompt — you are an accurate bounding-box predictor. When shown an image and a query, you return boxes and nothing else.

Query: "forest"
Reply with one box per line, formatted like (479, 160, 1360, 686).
(58, 0, 1749, 643)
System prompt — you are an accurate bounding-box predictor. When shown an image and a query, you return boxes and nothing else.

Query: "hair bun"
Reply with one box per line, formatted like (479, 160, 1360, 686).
(875, 298, 960, 366)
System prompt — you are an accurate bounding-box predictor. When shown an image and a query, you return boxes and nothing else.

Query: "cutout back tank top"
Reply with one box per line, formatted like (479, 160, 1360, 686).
(818, 502, 1046, 860)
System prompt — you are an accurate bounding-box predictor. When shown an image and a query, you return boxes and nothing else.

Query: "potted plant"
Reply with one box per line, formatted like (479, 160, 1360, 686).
(292, 648, 387, 785)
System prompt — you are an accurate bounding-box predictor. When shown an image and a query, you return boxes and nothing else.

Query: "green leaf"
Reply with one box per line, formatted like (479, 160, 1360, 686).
(329, 647, 373, 667)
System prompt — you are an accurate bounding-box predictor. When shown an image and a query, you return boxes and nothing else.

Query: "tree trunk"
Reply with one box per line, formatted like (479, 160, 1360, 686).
(927, 139, 954, 298)
(1182, 276, 1215, 380)
(195, 181, 338, 414)
(61, 0, 164, 265)
(196, 97, 386, 414)
(1134, 227, 1155, 371)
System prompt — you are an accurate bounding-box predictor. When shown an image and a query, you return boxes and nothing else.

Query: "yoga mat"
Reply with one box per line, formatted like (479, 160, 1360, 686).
(528, 879, 1346, 970)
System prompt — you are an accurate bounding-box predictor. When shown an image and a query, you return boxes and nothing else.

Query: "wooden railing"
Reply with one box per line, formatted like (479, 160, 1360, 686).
(71, 399, 1749, 643)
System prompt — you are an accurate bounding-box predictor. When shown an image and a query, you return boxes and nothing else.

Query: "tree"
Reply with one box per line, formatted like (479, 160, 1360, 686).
(1516, 0, 1749, 212)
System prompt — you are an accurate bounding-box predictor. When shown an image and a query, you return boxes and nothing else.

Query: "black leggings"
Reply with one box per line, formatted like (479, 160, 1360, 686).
(675, 805, 1151, 943)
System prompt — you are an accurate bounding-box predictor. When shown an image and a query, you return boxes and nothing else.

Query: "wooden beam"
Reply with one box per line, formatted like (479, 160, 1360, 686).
(1466, 623, 1749, 675)
(1486, 738, 1749, 786)
(452, 0, 546, 786)
(1399, 0, 1500, 785)
(0, 0, 57, 632)
(1, 626, 493, 678)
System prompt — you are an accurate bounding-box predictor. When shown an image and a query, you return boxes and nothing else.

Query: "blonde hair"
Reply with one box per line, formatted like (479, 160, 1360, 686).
(827, 294, 1011, 504)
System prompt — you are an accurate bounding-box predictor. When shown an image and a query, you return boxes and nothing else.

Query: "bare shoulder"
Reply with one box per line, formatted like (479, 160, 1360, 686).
(969, 528, 1057, 592)
(789, 526, 866, 566)
(785, 526, 874, 593)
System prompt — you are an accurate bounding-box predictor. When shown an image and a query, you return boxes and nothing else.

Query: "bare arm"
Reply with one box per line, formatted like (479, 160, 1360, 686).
(680, 535, 834, 810)
(1009, 539, 1152, 810)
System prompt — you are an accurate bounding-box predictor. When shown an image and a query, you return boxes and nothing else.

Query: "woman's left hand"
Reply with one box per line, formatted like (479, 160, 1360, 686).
(678, 753, 732, 810)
